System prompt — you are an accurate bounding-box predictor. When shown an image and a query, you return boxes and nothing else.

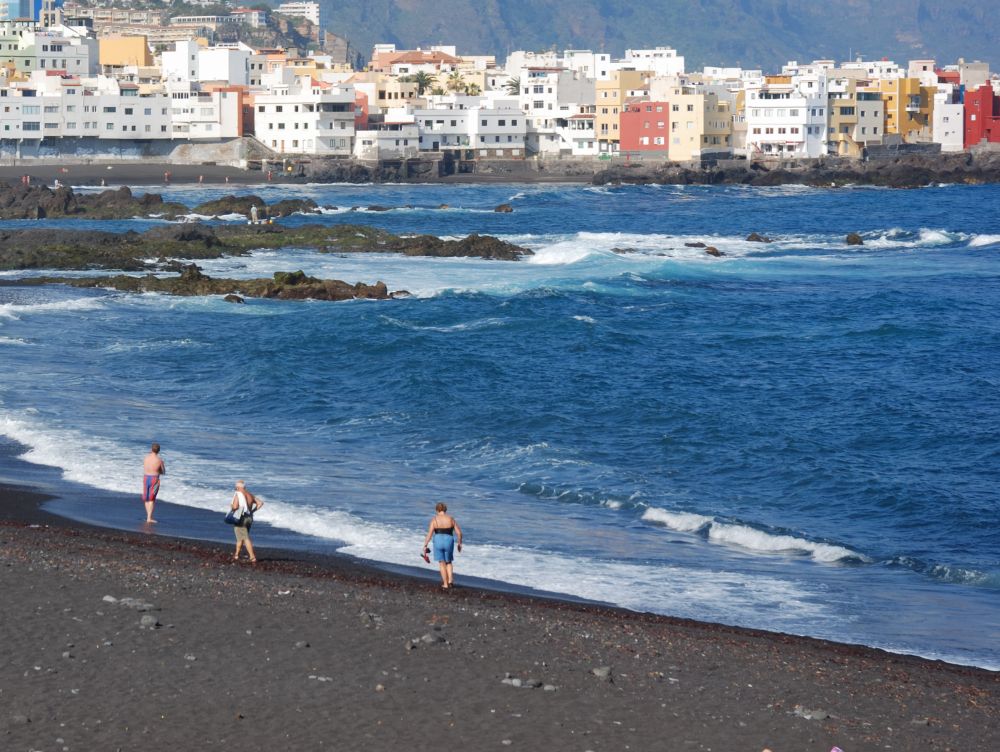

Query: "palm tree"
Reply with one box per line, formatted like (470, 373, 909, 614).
(466, 82, 482, 96)
(401, 71, 434, 95)
(447, 71, 466, 94)
(505, 76, 520, 96)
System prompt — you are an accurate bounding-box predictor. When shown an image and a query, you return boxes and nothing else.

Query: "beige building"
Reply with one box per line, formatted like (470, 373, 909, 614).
(649, 78, 733, 162)
(827, 77, 884, 157)
(99, 36, 152, 69)
(595, 69, 648, 153)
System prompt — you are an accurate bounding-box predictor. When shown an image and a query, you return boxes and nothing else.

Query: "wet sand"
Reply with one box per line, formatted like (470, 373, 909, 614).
(0, 480, 997, 752)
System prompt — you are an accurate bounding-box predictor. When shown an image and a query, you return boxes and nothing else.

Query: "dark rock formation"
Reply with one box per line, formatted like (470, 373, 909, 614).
(704, 246, 724, 257)
(366, 205, 392, 212)
(14, 268, 400, 303)
(268, 198, 320, 217)
(192, 195, 266, 218)
(684, 242, 706, 248)
(0, 223, 531, 271)
(746, 232, 772, 243)
(592, 151, 1000, 189)
(0, 184, 188, 220)
(846, 232, 864, 245)
(494, 203, 514, 213)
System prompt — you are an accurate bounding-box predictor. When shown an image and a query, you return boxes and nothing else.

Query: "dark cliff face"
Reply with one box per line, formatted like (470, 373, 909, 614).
(324, 0, 998, 70)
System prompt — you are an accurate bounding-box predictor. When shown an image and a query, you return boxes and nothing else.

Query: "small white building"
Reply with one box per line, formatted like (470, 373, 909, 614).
(620, 47, 685, 77)
(745, 71, 828, 159)
(254, 75, 356, 155)
(161, 41, 251, 86)
(933, 83, 965, 152)
(276, 1, 322, 26)
(414, 97, 526, 157)
(354, 123, 419, 160)
(516, 66, 595, 155)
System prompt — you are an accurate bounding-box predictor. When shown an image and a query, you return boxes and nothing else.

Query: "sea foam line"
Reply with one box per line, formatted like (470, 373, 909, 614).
(0, 408, 831, 631)
(642, 507, 864, 563)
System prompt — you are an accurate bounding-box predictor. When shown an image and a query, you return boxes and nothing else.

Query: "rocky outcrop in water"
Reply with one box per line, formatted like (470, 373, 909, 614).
(0, 184, 189, 220)
(15, 264, 403, 302)
(0, 223, 532, 271)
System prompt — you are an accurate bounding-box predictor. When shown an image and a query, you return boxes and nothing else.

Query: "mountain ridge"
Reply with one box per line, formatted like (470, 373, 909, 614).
(322, 0, 997, 72)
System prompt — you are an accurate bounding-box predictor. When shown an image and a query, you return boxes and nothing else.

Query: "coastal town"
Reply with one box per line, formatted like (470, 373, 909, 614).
(0, 0, 996, 171)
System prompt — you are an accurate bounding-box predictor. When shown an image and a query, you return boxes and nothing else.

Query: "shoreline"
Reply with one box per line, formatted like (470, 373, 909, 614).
(2, 421, 1000, 747)
(1, 469, 998, 751)
(3, 150, 999, 189)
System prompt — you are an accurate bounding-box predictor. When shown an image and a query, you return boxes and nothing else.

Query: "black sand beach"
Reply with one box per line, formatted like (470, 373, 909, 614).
(1, 471, 997, 752)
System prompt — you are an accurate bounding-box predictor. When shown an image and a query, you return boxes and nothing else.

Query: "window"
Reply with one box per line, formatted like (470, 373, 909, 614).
(103, 106, 116, 113)
(672, 104, 679, 111)
(24, 105, 39, 114)
(687, 104, 694, 112)
(258, 105, 265, 113)
(124, 108, 133, 115)
(106, 123, 113, 130)
(144, 108, 151, 116)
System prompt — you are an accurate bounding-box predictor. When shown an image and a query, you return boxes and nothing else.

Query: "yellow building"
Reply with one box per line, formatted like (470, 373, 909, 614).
(878, 77, 935, 143)
(596, 69, 649, 153)
(650, 78, 733, 162)
(98, 36, 153, 68)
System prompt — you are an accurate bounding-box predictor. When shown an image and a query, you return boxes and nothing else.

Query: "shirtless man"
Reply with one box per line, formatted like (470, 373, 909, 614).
(142, 443, 165, 523)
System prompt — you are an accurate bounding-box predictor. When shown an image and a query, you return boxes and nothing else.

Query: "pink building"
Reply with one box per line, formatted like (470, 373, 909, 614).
(619, 100, 670, 155)
(964, 84, 1000, 148)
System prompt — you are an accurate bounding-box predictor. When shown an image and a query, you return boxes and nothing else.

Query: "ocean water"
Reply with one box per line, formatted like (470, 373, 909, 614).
(1, 181, 998, 670)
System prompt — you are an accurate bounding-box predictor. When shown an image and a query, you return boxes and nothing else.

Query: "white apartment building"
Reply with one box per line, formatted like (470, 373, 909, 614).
(354, 123, 420, 160)
(254, 75, 356, 155)
(0, 72, 173, 141)
(745, 71, 828, 158)
(276, 1, 322, 26)
(0, 22, 98, 76)
(167, 83, 241, 139)
(516, 66, 594, 155)
(414, 97, 526, 157)
(161, 41, 251, 86)
(562, 50, 611, 80)
(620, 47, 684, 77)
(933, 83, 964, 152)
(841, 58, 902, 80)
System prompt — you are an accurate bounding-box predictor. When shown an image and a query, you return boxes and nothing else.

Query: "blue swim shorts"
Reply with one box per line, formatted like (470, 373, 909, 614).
(432, 533, 455, 563)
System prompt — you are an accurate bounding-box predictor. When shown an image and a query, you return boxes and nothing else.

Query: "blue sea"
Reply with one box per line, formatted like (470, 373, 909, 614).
(1, 180, 998, 670)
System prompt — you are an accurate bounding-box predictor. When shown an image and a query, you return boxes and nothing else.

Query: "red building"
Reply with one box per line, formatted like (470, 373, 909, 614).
(964, 84, 1000, 148)
(619, 100, 670, 155)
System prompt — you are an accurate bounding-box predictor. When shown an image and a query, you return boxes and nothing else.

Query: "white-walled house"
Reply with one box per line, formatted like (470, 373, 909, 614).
(413, 97, 526, 157)
(619, 47, 684, 77)
(933, 83, 964, 152)
(744, 71, 828, 158)
(516, 67, 595, 155)
(253, 76, 356, 155)
(161, 41, 250, 86)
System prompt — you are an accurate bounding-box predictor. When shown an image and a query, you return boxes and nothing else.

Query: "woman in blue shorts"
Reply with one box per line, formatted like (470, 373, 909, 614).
(422, 502, 463, 590)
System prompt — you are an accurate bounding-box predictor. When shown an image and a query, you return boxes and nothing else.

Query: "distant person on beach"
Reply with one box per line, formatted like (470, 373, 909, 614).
(231, 480, 262, 563)
(422, 502, 462, 589)
(141, 443, 165, 523)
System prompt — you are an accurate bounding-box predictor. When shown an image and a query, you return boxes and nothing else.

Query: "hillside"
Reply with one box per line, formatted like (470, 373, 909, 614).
(322, 0, 997, 71)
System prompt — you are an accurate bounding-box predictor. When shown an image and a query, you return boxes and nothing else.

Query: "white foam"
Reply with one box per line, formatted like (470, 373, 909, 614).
(969, 234, 1000, 248)
(708, 522, 861, 563)
(0, 298, 106, 318)
(642, 507, 713, 532)
(0, 407, 831, 631)
(643, 506, 863, 563)
(573, 315, 596, 324)
(0, 336, 30, 345)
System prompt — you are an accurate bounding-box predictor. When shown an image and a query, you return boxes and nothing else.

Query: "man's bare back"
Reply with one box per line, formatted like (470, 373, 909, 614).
(141, 443, 165, 523)
(143, 451, 165, 475)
